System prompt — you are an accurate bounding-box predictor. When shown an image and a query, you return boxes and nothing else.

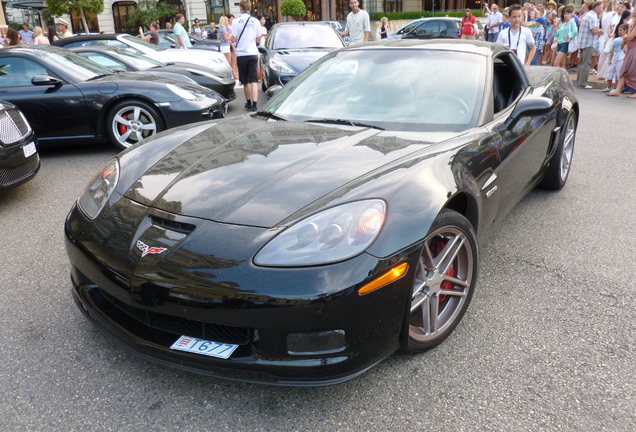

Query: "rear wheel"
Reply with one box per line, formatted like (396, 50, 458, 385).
(404, 209, 478, 352)
(106, 100, 165, 150)
(541, 110, 576, 190)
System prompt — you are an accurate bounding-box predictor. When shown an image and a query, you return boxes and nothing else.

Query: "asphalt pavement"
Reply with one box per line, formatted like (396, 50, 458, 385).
(0, 88, 634, 432)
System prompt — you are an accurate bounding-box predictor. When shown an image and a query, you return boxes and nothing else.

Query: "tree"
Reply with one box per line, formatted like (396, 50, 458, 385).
(47, 0, 104, 35)
(280, 0, 306, 21)
(126, 0, 177, 29)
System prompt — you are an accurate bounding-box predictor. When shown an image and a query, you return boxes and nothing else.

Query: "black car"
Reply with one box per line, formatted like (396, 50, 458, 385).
(0, 100, 39, 190)
(69, 45, 236, 101)
(399, 17, 462, 40)
(141, 29, 222, 51)
(259, 22, 345, 91)
(65, 40, 578, 385)
(0, 45, 225, 150)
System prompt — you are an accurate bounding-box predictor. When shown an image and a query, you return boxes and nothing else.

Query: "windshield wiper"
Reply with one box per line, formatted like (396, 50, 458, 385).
(305, 118, 384, 130)
(256, 111, 287, 121)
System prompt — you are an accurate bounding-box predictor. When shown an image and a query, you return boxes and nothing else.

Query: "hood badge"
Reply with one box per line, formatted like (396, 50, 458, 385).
(136, 240, 167, 257)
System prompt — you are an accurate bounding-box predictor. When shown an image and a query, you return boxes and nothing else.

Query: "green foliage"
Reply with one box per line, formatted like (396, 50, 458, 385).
(280, 0, 306, 17)
(47, 0, 105, 16)
(126, 0, 176, 28)
(373, 9, 484, 20)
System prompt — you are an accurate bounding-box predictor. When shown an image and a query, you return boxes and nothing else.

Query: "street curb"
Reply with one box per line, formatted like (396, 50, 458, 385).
(568, 67, 607, 90)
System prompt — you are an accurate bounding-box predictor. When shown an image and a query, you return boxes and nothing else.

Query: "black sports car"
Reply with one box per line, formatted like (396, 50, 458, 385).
(0, 100, 39, 190)
(69, 45, 236, 101)
(258, 22, 345, 91)
(65, 40, 578, 385)
(0, 45, 225, 150)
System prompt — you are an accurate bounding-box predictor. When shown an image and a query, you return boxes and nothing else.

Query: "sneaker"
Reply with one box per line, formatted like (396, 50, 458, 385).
(589, 68, 597, 74)
(250, 102, 258, 112)
(244, 100, 252, 111)
(578, 85, 593, 89)
(601, 87, 613, 93)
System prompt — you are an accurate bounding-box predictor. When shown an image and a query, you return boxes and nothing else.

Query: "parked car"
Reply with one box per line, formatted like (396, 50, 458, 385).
(0, 45, 226, 150)
(140, 29, 222, 51)
(65, 40, 578, 385)
(53, 34, 232, 78)
(0, 100, 39, 190)
(259, 22, 345, 91)
(386, 18, 426, 39)
(401, 17, 462, 40)
(69, 45, 236, 101)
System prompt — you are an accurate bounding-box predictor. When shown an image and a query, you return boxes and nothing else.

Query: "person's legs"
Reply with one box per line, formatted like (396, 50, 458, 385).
(576, 47, 593, 87)
(607, 76, 625, 96)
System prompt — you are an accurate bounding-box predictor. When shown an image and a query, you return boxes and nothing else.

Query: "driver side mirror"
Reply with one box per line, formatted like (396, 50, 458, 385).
(266, 85, 283, 99)
(505, 96, 554, 128)
(31, 74, 62, 87)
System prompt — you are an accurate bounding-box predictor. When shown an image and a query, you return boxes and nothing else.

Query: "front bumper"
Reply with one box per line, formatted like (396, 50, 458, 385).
(159, 93, 226, 129)
(65, 201, 419, 385)
(0, 137, 40, 189)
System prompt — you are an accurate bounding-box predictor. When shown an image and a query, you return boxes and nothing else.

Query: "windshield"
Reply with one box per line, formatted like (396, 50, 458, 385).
(40, 49, 114, 81)
(264, 48, 486, 132)
(272, 25, 344, 49)
(120, 34, 165, 52)
(107, 47, 166, 69)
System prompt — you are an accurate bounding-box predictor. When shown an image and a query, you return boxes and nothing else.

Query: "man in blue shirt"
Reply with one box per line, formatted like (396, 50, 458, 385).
(19, 22, 34, 45)
(576, 1, 604, 89)
(173, 13, 192, 49)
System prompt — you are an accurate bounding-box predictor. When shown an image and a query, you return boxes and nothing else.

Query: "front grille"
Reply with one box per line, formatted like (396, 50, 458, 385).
(0, 155, 39, 187)
(0, 108, 31, 146)
(99, 288, 250, 345)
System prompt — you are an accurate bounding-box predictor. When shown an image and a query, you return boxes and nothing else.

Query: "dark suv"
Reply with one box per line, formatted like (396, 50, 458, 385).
(401, 18, 462, 40)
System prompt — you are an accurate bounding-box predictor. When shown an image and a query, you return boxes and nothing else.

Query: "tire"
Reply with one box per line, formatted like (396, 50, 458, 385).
(540, 109, 576, 190)
(404, 209, 478, 353)
(106, 100, 165, 150)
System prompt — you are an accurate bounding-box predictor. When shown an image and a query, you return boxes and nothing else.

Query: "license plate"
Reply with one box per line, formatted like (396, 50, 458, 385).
(170, 335, 238, 359)
(23, 142, 36, 158)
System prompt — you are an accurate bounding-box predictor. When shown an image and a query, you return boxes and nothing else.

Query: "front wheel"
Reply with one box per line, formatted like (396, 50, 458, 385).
(541, 110, 577, 190)
(404, 209, 478, 353)
(106, 100, 165, 150)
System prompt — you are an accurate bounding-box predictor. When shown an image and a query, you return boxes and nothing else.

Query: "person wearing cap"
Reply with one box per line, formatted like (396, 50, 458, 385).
(531, 16, 547, 65)
(20, 22, 34, 44)
(57, 19, 72, 38)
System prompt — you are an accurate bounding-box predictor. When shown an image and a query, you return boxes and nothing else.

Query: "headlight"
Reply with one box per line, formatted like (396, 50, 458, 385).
(166, 83, 200, 101)
(269, 58, 295, 74)
(77, 159, 120, 220)
(254, 200, 386, 267)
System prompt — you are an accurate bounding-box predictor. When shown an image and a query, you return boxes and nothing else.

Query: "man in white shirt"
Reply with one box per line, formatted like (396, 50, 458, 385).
(340, 0, 370, 44)
(232, 0, 262, 111)
(497, 4, 536, 65)
(486, 3, 503, 42)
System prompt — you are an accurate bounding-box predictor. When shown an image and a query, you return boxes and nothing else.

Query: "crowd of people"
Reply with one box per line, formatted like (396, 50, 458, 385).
(0, 18, 73, 47)
(484, 0, 636, 96)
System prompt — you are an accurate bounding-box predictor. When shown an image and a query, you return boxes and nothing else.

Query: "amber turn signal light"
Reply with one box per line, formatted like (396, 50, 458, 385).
(358, 262, 409, 295)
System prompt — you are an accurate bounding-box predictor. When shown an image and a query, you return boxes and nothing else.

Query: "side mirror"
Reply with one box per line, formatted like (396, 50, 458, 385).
(505, 96, 554, 128)
(258, 46, 267, 54)
(31, 74, 62, 87)
(266, 85, 283, 99)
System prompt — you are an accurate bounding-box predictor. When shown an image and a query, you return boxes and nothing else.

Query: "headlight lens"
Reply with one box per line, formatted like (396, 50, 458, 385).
(77, 159, 120, 220)
(269, 58, 295, 74)
(254, 200, 386, 267)
(166, 83, 200, 101)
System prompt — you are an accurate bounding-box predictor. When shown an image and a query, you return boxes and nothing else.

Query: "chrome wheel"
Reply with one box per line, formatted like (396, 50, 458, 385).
(560, 112, 576, 182)
(407, 210, 477, 351)
(108, 101, 162, 149)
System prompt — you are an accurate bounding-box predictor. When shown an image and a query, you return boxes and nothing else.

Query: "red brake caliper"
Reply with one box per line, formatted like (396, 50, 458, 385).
(118, 114, 128, 135)
(435, 239, 455, 303)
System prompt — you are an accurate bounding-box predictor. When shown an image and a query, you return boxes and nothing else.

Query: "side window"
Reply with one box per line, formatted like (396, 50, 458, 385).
(80, 53, 127, 70)
(414, 21, 443, 37)
(492, 53, 524, 114)
(0, 57, 48, 87)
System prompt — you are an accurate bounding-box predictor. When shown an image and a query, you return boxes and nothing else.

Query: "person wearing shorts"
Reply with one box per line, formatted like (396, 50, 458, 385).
(232, 0, 262, 111)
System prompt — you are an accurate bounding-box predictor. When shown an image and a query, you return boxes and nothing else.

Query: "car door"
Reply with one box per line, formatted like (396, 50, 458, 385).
(409, 20, 446, 39)
(0, 55, 91, 145)
(486, 52, 556, 215)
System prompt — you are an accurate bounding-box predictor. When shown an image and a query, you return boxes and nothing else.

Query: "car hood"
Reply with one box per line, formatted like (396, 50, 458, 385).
(272, 48, 337, 72)
(123, 116, 454, 228)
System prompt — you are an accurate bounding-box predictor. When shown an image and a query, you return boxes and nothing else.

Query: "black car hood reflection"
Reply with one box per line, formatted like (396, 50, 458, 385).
(124, 116, 454, 228)
(92, 71, 208, 94)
